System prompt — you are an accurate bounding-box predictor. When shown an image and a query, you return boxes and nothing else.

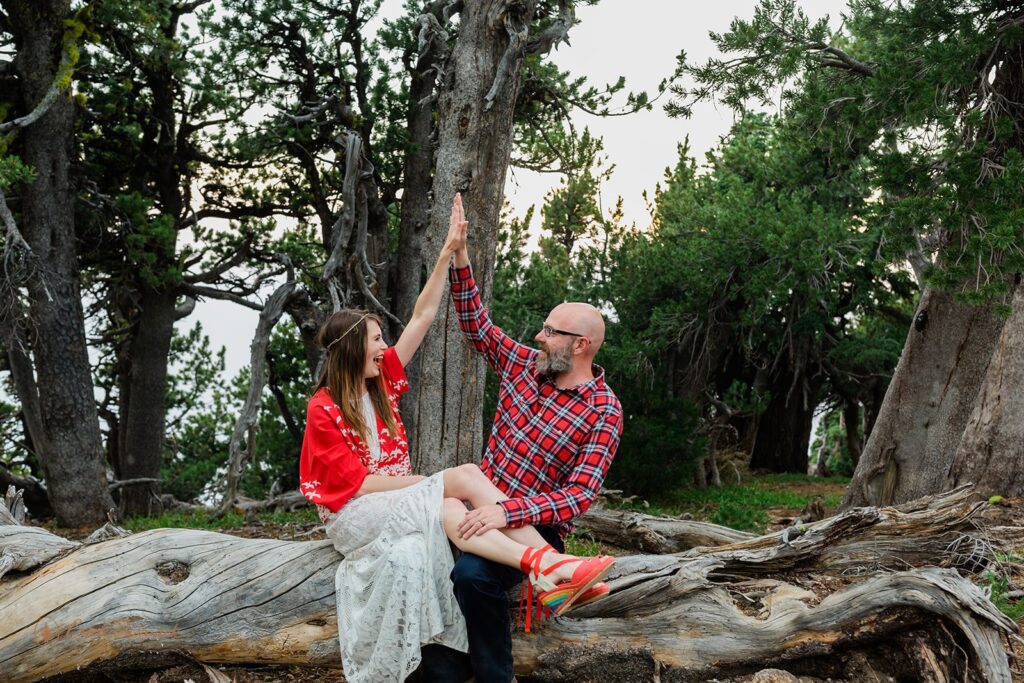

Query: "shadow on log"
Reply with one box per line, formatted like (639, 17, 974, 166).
(0, 486, 1019, 682)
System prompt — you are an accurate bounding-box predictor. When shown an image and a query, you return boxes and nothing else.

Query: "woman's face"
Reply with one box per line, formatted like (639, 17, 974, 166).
(363, 319, 388, 379)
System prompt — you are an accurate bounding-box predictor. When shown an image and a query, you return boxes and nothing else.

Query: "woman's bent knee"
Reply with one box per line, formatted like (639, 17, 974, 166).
(455, 463, 483, 485)
(445, 463, 484, 498)
(442, 497, 467, 524)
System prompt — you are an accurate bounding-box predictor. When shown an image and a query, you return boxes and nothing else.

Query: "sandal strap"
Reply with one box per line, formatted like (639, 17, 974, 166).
(539, 556, 581, 577)
(517, 544, 558, 633)
(528, 545, 559, 592)
(519, 543, 553, 575)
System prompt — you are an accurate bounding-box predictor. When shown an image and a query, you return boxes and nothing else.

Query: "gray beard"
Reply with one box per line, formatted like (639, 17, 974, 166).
(536, 344, 572, 376)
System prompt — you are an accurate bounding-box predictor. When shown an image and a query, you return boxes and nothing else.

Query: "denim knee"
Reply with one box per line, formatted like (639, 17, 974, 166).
(451, 552, 520, 599)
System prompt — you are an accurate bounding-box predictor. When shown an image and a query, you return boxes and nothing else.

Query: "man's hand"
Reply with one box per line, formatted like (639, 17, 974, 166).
(457, 503, 507, 539)
(447, 192, 470, 268)
(444, 192, 468, 257)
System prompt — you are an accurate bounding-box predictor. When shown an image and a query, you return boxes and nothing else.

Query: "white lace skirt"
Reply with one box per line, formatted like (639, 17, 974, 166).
(324, 472, 468, 683)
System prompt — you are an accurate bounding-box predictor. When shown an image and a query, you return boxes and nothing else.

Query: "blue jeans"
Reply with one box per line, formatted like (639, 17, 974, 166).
(416, 526, 565, 683)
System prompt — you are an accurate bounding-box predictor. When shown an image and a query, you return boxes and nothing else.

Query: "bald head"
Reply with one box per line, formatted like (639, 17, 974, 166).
(549, 302, 605, 355)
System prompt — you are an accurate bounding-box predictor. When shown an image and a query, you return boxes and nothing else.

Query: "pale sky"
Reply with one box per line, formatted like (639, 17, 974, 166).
(196, 0, 850, 378)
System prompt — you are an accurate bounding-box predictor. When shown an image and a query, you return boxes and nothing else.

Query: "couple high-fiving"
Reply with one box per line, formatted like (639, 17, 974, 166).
(299, 193, 623, 683)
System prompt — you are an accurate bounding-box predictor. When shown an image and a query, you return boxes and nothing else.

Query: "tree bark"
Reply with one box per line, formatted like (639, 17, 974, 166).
(407, 0, 540, 473)
(1, 486, 1016, 683)
(2, 0, 115, 526)
(0, 466, 51, 519)
(219, 278, 298, 514)
(841, 399, 862, 468)
(749, 371, 817, 473)
(393, 9, 449, 448)
(115, 287, 177, 517)
(947, 283, 1024, 498)
(843, 288, 1005, 509)
(284, 289, 327, 380)
(105, 8, 190, 518)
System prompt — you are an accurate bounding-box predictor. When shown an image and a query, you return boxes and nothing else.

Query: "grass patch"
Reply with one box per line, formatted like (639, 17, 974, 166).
(985, 552, 1024, 621)
(566, 533, 602, 557)
(983, 571, 1024, 621)
(610, 474, 850, 533)
(123, 506, 319, 533)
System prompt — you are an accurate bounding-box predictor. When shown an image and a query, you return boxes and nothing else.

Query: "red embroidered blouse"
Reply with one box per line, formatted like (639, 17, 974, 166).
(299, 346, 412, 515)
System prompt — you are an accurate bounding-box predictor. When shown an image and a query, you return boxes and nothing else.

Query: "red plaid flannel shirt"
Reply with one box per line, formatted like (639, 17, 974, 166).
(450, 264, 623, 537)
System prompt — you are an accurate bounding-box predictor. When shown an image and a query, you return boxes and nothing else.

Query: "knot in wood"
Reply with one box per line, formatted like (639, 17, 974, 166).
(155, 560, 190, 584)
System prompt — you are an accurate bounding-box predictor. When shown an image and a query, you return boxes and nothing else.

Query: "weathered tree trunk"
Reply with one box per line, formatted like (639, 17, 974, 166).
(219, 277, 298, 514)
(0, 306, 45, 468)
(1, 486, 1017, 682)
(407, 0, 540, 473)
(284, 289, 327, 379)
(947, 283, 1024, 498)
(843, 288, 1005, 509)
(2, 0, 115, 526)
(392, 8, 449, 448)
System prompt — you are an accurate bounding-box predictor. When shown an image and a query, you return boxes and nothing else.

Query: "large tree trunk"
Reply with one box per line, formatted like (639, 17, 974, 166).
(2, 0, 115, 526)
(1, 486, 1017, 682)
(110, 29, 187, 518)
(407, 0, 540, 473)
(842, 398, 862, 468)
(115, 288, 177, 516)
(843, 288, 1005, 509)
(947, 282, 1024, 498)
(392, 9, 447, 447)
(749, 370, 817, 473)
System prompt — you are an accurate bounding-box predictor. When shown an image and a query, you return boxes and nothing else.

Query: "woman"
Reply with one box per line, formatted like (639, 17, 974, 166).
(299, 194, 614, 683)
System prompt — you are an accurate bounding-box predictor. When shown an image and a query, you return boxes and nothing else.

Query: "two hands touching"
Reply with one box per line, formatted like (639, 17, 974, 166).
(442, 192, 470, 267)
(395, 192, 509, 538)
(446, 194, 508, 540)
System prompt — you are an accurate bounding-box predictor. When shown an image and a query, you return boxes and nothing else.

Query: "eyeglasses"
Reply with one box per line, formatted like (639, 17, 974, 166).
(542, 324, 585, 338)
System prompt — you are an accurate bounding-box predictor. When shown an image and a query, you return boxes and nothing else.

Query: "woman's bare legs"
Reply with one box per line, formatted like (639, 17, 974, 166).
(440, 498, 582, 584)
(442, 463, 548, 549)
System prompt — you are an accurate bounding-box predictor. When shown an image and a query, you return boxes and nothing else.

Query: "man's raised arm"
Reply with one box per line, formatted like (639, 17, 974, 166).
(448, 195, 533, 376)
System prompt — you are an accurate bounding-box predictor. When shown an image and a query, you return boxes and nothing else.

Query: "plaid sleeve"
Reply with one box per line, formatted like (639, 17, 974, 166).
(499, 409, 623, 527)
(449, 263, 533, 376)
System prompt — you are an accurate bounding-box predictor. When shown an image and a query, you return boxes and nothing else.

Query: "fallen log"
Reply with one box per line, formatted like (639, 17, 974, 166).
(576, 484, 989, 558)
(0, 486, 1018, 682)
(575, 507, 756, 552)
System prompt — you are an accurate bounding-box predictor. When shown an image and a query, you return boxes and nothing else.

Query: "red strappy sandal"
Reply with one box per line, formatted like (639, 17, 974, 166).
(573, 580, 610, 608)
(536, 554, 614, 615)
(517, 545, 615, 632)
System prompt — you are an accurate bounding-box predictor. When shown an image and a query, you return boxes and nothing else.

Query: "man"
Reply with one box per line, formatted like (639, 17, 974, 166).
(422, 195, 623, 682)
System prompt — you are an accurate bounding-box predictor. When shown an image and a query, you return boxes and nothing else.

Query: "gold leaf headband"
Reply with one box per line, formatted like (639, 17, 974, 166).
(325, 313, 370, 351)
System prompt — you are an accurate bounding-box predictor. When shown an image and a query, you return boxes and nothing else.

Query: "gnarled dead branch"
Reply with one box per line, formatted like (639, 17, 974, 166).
(1, 486, 1018, 682)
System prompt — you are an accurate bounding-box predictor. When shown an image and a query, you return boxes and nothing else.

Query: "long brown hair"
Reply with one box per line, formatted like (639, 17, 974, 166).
(314, 309, 399, 446)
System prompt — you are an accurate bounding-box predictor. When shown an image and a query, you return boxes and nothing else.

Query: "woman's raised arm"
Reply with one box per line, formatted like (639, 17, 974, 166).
(394, 193, 468, 366)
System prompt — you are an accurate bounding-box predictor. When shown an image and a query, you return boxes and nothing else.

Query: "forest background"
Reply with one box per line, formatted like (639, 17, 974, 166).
(2, 0, 1023, 537)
